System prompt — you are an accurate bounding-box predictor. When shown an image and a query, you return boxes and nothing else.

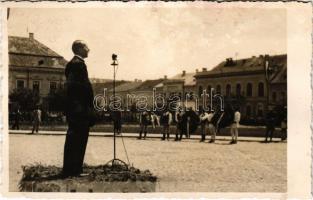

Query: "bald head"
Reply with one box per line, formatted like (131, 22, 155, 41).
(72, 40, 89, 58)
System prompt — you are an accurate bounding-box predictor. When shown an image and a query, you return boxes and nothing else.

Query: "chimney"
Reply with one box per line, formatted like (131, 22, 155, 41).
(196, 69, 199, 73)
(29, 33, 34, 40)
(164, 75, 167, 80)
(182, 70, 186, 77)
(202, 68, 207, 72)
(134, 78, 137, 82)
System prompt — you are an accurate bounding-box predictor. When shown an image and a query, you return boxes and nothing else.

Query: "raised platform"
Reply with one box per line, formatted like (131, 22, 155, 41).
(19, 164, 157, 193)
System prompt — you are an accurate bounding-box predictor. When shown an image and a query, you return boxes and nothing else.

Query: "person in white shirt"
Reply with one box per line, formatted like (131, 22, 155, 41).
(151, 112, 160, 129)
(207, 111, 216, 143)
(199, 109, 209, 142)
(230, 107, 241, 144)
(31, 107, 42, 134)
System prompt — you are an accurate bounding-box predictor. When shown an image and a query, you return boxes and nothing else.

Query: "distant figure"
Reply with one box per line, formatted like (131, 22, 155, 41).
(160, 109, 172, 140)
(174, 109, 184, 141)
(199, 109, 209, 142)
(207, 110, 216, 143)
(31, 107, 42, 134)
(62, 40, 95, 177)
(113, 110, 122, 135)
(230, 107, 241, 144)
(185, 107, 199, 138)
(265, 107, 276, 142)
(280, 117, 287, 141)
(151, 112, 160, 129)
(11, 108, 21, 130)
(138, 111, 151, 139)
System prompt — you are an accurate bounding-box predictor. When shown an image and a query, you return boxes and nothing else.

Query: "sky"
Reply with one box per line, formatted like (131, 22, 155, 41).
(8, 6, 286, 81)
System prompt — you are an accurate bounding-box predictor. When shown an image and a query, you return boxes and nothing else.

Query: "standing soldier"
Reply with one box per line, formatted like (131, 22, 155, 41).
(138, 111, 151, 140)
(161, 109, 172, 140)
(230, 106, 241, 144)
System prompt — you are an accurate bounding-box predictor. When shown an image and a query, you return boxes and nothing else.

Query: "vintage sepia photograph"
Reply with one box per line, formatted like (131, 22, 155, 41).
(6, 4, 289, 194)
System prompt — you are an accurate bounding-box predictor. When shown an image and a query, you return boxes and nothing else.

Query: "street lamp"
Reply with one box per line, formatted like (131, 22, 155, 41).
(264, 55, 277, 110)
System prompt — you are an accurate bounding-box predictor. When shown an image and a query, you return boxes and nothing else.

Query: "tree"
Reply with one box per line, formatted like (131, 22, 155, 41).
(9, 88, 40, 111)
(45, 88, 67, 112)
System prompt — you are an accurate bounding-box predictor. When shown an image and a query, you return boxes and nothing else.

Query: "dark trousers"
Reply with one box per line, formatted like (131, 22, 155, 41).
(139, 124, 148, 139)
(200, 123, 206, 141)
(32, 120, 40, 133)
(12, 120, 19, 130)
(162, 125, 170, 140)
(178, 123, 188, 140)
(265, 126, 275, 141)
(281, 128, 287, 140)
(175, 125, 182, 140)
(63, 121, 89, 176)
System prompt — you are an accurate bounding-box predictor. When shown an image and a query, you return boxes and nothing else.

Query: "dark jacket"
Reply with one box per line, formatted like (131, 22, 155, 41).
(64, 56, 95, 126)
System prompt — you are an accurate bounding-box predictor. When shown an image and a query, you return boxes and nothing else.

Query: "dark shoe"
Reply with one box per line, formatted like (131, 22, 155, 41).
(229, 140, 235, 144)
(233, 140, 237, 144)
(209, 139, 215, 143)
(200, 139, 204, 142)
(161, 137, 165, 140)
(137, 137, 142, 140)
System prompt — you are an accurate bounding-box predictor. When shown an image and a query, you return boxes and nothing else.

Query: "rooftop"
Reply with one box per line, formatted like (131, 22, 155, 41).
(9, 33, 67, 69)
(195, 54, 287, 78)
(9, 33, 63, 57)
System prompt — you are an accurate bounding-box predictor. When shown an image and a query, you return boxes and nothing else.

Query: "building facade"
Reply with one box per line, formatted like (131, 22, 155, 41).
(194, 54, 287, 121)
(9, 33, 67, 105)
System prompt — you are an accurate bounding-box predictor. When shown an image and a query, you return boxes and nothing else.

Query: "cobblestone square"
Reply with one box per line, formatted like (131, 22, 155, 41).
(9, 134, 286, 192)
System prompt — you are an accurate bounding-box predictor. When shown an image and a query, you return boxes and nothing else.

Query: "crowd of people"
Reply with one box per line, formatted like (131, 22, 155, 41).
(112, 105, 287, 144)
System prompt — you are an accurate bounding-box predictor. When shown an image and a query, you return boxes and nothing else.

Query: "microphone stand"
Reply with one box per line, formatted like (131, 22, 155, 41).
(106, 54, 128, 169)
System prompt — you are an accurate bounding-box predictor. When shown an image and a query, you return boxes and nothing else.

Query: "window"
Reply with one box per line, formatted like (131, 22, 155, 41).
(198, 86, 203, 97)
(216, 85, 221, 94)
(258, 82, 264, 97)
(226, 84, 231, 96)
(272, 92, 277, 102)
(246, 105, 251, 117)
(236, 84, 241, 96)
(38, 60, 44, 66)
(207, 85, 212, 95)
(50, 81, 57, 93)
(246, 83, 252, 97)
(33, 81, 40, 93)
(16, 80, 25, 89)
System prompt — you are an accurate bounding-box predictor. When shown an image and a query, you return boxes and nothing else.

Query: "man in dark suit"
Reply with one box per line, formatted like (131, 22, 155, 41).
(62, 40, 95, 177)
